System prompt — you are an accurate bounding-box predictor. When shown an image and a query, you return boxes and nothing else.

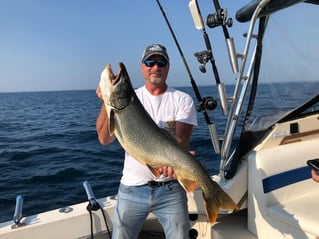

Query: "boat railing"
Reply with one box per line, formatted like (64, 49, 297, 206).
(189, 0, 273, 179)
(188, 0, 316, 180)
(220, 0, 272, 178)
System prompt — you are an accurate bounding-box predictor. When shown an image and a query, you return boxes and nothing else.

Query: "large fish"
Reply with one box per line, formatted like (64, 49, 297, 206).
(99, 62, 238, 223)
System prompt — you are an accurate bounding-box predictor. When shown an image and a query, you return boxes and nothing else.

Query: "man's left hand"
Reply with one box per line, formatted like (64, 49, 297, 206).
(158, 166, 177, 179)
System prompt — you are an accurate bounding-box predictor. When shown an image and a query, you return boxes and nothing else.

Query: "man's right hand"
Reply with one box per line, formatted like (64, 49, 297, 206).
(96, 86, 103, 101)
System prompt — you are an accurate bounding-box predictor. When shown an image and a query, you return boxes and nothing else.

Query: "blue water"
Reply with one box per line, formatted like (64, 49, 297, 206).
(0, 83, 318, 223)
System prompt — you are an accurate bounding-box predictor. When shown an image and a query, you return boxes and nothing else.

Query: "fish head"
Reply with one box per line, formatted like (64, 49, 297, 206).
(99, 62, 134, 110)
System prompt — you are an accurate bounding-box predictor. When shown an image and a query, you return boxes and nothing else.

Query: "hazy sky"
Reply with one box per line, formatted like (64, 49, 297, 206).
(0, 1, 318, 92)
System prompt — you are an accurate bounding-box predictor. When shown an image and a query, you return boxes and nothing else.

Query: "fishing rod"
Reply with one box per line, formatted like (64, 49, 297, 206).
(208, 0, 239, 73)
(155, 0, 220, 153)
(189, 0, 239, 116)
(209, 0, 231, 37)
(210, 0, 239, 71)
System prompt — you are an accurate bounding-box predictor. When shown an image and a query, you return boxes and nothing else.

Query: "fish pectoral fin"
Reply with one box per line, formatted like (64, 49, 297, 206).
(108, 109, 115, 136)
(102, 103, 115, 136)
(147, 165, 161, 177)
(178, 178, 199, 192)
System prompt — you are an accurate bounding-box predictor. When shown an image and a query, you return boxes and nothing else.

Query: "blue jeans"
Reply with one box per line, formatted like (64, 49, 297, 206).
(112, 181, 190, 239)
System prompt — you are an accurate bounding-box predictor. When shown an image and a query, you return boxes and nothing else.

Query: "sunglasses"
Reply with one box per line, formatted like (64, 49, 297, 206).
(143, 59, 168, 67)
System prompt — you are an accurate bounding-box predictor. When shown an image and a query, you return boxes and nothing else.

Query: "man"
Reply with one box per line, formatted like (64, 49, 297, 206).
(96, 44, 197, 239)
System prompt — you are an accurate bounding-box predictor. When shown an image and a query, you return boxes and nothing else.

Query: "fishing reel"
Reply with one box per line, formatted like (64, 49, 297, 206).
(198, 96, 217, 112)
(206, 8, 233, 29)
(194, 50, 212, 73)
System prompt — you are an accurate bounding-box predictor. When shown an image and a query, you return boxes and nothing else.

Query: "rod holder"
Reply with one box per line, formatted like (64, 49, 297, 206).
(208, 123, 220, 154)
(83, 181, 99, 210)
(217, 82, 228, 115)
(12, 195, 24, 227)
(226, 38, 239, 73)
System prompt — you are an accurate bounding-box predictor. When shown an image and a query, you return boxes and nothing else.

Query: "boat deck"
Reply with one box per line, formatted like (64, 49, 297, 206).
(139, 210, 257, 239)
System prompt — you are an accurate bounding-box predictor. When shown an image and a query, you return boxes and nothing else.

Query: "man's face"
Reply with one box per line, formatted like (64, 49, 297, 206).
(141, 55, 169, 86)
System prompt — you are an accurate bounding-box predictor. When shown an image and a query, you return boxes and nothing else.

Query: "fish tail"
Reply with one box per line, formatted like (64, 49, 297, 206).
(202, 184, 238, 223)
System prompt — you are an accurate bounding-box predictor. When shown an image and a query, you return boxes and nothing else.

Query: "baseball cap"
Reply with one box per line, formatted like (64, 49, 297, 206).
(141, 44, 169, 63)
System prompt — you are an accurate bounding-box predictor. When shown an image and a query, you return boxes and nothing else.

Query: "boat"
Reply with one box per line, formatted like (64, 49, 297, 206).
(1, 0, 319, 238)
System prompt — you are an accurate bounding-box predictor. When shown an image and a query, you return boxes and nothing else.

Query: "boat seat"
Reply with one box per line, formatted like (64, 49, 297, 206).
(267, 187, 319, 236)
(248, 137, 319, 238)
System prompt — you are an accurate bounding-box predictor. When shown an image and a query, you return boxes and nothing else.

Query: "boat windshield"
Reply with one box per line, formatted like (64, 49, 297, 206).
(247, 94, 319, 132)
(243, 2, 319, 132)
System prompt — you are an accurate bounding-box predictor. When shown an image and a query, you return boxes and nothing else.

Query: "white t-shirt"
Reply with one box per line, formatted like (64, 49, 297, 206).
(120, 86, 198, 186)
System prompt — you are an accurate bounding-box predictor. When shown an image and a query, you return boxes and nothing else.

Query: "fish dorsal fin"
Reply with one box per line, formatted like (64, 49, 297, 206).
(178, 177, 199, 192)
(146, 164, 161, 177)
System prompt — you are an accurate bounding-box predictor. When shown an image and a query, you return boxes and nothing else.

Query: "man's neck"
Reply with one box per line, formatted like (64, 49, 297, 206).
(145, 83, 167, 96)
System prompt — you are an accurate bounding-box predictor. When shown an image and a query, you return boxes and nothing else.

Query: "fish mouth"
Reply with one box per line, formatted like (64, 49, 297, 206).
(107, 64, 123, 86)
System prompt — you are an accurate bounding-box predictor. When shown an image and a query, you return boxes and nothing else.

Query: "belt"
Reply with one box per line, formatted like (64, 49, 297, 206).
(146, 181, 172, 187)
